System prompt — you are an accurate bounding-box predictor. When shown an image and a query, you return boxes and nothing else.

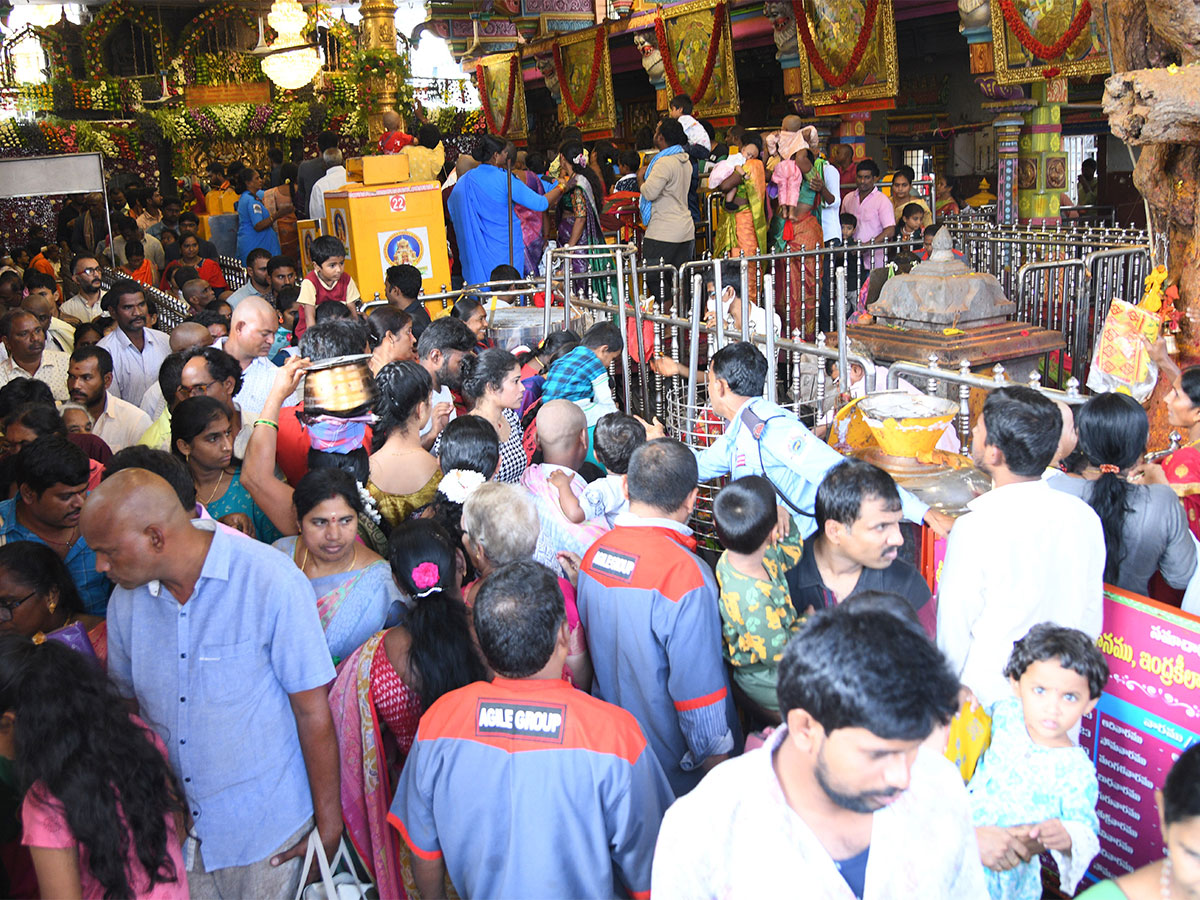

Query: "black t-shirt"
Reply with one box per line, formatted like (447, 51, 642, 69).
(403, 299, 433, 341)
(786, 541, 932, 622)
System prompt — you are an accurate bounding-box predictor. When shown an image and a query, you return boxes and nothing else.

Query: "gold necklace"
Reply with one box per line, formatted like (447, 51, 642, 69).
(198, 470, 227, 505)
(298, 541, 357, 577)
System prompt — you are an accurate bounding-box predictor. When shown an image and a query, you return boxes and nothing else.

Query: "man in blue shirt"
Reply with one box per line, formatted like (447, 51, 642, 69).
(393, 560, 672, 899)
(657, 342, 952, 540)
(82, 469, 341, 898)
(0, 434, 110, 614)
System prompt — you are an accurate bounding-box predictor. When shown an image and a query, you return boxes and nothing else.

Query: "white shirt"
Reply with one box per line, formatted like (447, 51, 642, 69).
(419, 383, 458, 437)
(98, 325, 171, 405)
(652, 727, 989, 899)
(61, 292, 104, 323)
(818, 163, 842, 243)
(936, 478, 1105, 708)
(140, 380, 166, 420)
(92, 392, 154, 452)
(211, 336, 296, 422)
(309, 165, 348, 225)
(677, 114, 711, 151)
(0, 349, 70, 401)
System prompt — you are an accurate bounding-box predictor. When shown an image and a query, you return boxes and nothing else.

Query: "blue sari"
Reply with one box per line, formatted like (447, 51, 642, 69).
(447, 163, 549, 284)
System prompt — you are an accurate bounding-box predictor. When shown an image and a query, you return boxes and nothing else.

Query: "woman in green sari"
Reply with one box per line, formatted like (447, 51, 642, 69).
(710, 131, 767, 302)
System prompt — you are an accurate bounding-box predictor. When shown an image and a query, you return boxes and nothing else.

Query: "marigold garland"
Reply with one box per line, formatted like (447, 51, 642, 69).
(476, 55, 517, 135)
(791, 0, 879, 89)
(997, 0, 1092, 62)
(552, 26, 605, 119)
(654, 1, 725, 105)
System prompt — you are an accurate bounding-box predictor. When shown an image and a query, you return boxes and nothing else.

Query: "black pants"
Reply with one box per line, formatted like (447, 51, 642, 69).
(640, 237, 694, 314)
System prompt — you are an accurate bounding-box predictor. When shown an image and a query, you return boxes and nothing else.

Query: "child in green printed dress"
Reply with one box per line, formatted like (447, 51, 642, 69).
(713, 475, 806, 715)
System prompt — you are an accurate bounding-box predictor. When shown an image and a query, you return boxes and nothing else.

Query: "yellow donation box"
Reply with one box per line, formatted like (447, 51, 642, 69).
(322, 181, 450, 301)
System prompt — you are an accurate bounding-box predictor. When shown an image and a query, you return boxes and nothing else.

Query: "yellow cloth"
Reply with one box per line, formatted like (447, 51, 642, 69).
(205, 188, 239, 216)
(367, 469, 443, 528)
(400, 142, 447, 183)
(892, 195, 933, 229)
(138, 407, 171, 452)
(944, 700, 992, 783)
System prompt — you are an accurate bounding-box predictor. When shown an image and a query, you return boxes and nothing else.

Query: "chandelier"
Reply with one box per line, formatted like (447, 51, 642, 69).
(260, 0, 321, 91)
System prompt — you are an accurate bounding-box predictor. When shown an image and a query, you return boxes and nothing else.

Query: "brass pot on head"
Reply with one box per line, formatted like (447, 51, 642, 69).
(303, 354, 377, 419)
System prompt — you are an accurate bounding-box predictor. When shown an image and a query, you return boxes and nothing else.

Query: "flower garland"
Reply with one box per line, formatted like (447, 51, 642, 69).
(997, 0, 1092, 62)
(81, 0, 169, 80)
(791, 0, 879, 89)
(552, 26, 605, 119)
(476, 54, 518, 135)
(177, 2, 255, 58)
(655, 1, 725, 104)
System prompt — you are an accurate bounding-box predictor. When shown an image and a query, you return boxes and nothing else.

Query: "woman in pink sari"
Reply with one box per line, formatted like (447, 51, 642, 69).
(513, 152, 548, 276)
(328, 519, 488, 899)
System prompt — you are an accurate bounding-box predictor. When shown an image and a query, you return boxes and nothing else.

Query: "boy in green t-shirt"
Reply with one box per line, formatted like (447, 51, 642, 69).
(713, 475, 806, 716)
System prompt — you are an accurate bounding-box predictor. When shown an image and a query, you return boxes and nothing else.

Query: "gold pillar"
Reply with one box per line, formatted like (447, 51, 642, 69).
(360, 0, 399, 142)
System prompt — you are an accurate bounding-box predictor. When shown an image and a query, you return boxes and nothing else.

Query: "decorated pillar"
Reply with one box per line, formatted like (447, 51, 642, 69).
(993, 114, 1023, 226)
(359, 0, 398, 142)
(1016, 79, 1067, 225)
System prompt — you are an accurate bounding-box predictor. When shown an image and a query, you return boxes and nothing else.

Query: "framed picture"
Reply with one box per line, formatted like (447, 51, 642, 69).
(989, 0, 1109, 85)
(545, 25, 617, 137)
(793, 0, 898, 108)
(476, 51, 529, 142)
(331, 209, 351, 260)
(298, 219, 323, 273)
(655, 0, 740, 121)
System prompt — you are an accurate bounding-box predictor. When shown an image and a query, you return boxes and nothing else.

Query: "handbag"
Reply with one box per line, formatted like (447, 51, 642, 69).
(292, 830, 377, 900)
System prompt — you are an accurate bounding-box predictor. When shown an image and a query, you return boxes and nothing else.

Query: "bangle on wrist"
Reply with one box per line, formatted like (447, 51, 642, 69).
(253, 418, 278, 430)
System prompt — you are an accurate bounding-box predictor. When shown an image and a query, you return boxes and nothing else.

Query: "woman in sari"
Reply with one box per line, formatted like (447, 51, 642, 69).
(273, 469, 404, 663)
(772, 126, 832, 336)
(513, 153, 548, 276)
(368, 361, 443, 529)
(934, 173, 960, 218)
(0, 542, 106, 663)
(711, 132, 767, 302)
(172, 396, 280, 543)
(556, 140, 611, 298)
(889, 165, 932, 229)
(328, 519, 489, 900)
(1132, 340, 1200, 540)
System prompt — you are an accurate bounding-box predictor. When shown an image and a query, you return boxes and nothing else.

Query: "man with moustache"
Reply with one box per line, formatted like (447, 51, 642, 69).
(67, 345, 151, 452)
(97, 280, 170, 403)
(61, 255, 105, 323)
(651, 601, 987, 899)
(786, 459, 935, 638)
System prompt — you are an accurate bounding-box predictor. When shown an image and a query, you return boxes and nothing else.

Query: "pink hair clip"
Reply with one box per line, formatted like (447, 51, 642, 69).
(412, 562, 440, 597)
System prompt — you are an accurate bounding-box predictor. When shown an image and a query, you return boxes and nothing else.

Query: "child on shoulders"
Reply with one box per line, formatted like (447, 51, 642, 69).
(554, 411, 646, 527)
(969, 623, 1107, 900)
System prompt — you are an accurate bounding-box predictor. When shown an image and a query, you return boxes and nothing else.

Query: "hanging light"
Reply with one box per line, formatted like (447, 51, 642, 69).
(260, 0, 320, 91)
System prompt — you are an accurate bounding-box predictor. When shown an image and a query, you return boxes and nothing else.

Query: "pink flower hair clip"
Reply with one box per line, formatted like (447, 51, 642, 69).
(411, 562, 440, 598)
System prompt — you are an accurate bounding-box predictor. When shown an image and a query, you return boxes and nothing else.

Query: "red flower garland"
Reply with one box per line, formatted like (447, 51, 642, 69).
(476, 55, 518, 135)
(997, 0, 1092, 62)
(655, 1, 726, 105)
(791, 0, 879, 89)
(552, 27, 605, 119)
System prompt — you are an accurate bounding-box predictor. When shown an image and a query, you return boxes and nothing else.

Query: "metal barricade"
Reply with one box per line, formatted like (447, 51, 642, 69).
(218, 256, 247, 290)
